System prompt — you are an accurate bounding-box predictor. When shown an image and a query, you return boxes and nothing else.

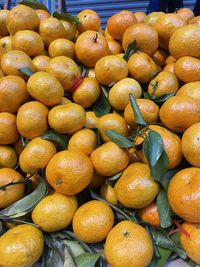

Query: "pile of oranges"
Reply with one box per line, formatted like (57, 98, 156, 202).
(0, 3, 200, 267)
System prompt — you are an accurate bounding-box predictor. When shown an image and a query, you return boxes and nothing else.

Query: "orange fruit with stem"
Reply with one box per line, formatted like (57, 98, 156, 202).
(77, 9, 101, 33)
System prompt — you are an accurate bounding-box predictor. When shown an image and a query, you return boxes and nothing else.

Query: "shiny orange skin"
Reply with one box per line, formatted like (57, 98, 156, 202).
(152, 48, 168, 67)
(144, 11, 164, 26)
(61, 20, 77, 41)
(107, 10, 137, 40)
(165, 55, 176, 65)
(163, 62, 175, 73)
(100, 183, 118, 205)
(0, 112, 19, 145)
(85, 111, 99, 129)
(77, 9, 101, 33)
(48, 38, 75, 58)
(32, 55, 51, 72)
(0, 75, 29, 114)
(0, 37, 13, 54)
(139, 202, 160, 227)
(176, 81, 200, 103)
(159, 95, 200, 133)
(46, 150, 94, 195)
(72, 200, 114, 243)
(0, 168, 25, 209)
(90, 141, 129, 177)
(36, 9, 50, 22)
(134, 11, 147, 23)
(107, 39, 123, 55)
(176, 8, 195, 22)
(0, 10, 9, 37)
(122, 23, 159, 56)
(0, 145, 18, 168)
(168, 167, 200, 223)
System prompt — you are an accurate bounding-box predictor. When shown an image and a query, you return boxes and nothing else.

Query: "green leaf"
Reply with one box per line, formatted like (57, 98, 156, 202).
(92, 89, 111, 117)
(152, 93, 175, 103)
(63, 240, 85, 258)
(129, 94, 147, 126)
(150, 228, 187, 260)
(106, 171, 123, 185)
(53, 12, 80, 24)
(123, 41, 138, 61)
(18, 0, 49, 11)
(156, 247, 172, 267)
(0, 176, 47, 218)
(21, 135, 29, 147)
(150, 150, 169, 181)
(41, 130, 69, 150)
(75, 252, 102, 267)
(143, 92, 150, 99)
(157, 188, 172, 228)
(185, 258, 196, 267)
(143, 130, 164, 167)
(160, 168, 180, 191)
(105, 130, 134, 148)
(19, 67, 33, 77)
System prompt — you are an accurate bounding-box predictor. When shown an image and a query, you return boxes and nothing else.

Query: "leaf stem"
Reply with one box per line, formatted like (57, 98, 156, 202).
(0, 176, 31, 191)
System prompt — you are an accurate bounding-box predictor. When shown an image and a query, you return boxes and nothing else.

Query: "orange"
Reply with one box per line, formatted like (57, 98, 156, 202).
(12, 30, 44, 57)
(97, 113, 128, 142)
(47, 56, 81, 92)
(90, 141, 129, 177)
(0, 36, 12, 54)
(59, 97, 72, 105)
(19, 137, 56, 174)
(72, 77, 101, 108)
(16, 101, 49, 140)
(75, 30, 109, 67)
(6, 5, 39, 35)
(27, 71, 64, 106)
(0, 112, 19, 145)
(35, 9, 50, 22)
(135, 125, 183, 169)
(0, 145, 18, 168)
(0, 168, 25, 209)
(0, 68, 4, 77)
(163, 62, 175, 73)
(0, 75, 30, 114)
(176, 81, 200, 103)
(61, 19, 77, 41)
(144, 11, 164, 26)
(32, 193, 78, 232)
(68, 128, 97, 156)
(128, 52, 158, 84)
(114, 162, 159, 209)
(13, 138, 24, 156)
(182, 122, 200, 167)
(107, 10, 137, 40)
(32, 55, 51, 72)
(89, 171, 105, 189)
(104, 27, 113, 40)
(152, 48, 168, 67)
(169, 24, 200, 59)
(165, 55, 176, 65)
(124, 99, 159, 129)
(0, 10, 9, 37)
(95, 55, 128, 85)
(176, 7, 195, 22)
(108, 77, 142, 110)
(107, 39, 123, 55)
(148, 71, 179, 98)
(153, 13, 185, 49)
(48, 38, 75, 58)
(100, 183, 117, 205)
(122, 23, 159, 56)
(180, 222, 200, 264)
(0, 224, 44, 267)
(168, 167, 200, 223)
(159, 95, 200, 133)
(77, 9, 101, 33)
(1, 50, 34, 79)
(85, 111, 99, 129)
(105, 220, 153, 267)
(72, 200, 114, 243)
(87, 67, 95, 78)
(189, 16, 200, 25)
(39, 17, 66, 46)
(139, 201, 160, 227)
(48, 103, 86, 134)
(134, 11, 147, 23)
(46, 150, 93, 195)
(174, 56, 200, 83)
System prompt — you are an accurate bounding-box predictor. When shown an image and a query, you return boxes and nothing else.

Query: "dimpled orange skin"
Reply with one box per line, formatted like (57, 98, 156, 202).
(27, 71, 64, 107)
(159, 95, 200, 133)
(100, 183, 118, 205)
(180, 222, 200, 264)
(77, 9, 101, 33)
(168, 167, 200, 223)
(16, 101, 49, 140)
(0, 168, 25, 209)
(97, 113, 128, 142)
(75, 30, 109, 68)
(0, 145, 18, 168)
(0, 75, 30, 114)
(176, 81, 200, 103)
(90, 141, 129, 177)
(114, 162, 159, 209)
(72, 200, 114, 243)
(46, 150, 93, 195)
(32, 193, 78, 232)
(32, 55, 51, 72)
(47, 56, 81, 92)
(0, 36, 13, 55)
(6, 5, 40, 35)
(0, 10, 9, 37)
(19, 137, 56, 174)
(174, 56, 200, 83)
(122, 23, 159, 56)
(139, 202, 160, 227)
(176, 8, 195, 22)
(0, 112, 19, 145)
(107, 39, 123, 55)
(104, 220, 153, 267)
(0, 224, 44, 267)
(48, 38, 75, 58)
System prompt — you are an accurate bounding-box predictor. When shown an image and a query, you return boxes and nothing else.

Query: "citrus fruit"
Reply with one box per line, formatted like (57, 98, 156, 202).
(0, 145, 18, 168)
(72, 200, 114, 243)
(85, 111, 99, 129)
(144, 11, 164, 26)
(107, 39, 123, 55)
(0, 10, 9, 37)
(152, 48, 168, 67)
(100, 183, 118, 205)
(165, 55, 176, 65)
(134, 11, 147, 23)
(0, 112, 19, 145)
(163, 62, 175, 73)
(32, 55, 51, 72)
(36, 9, 50, 22)
(32, 193, 78, 232)
(77, 9, 101, 33)
(189, 15, 200, 25)
(48, 38, 75, 58)
(139, 201, 160, 227)
(46, 150, 93, 195)
(176, 81, 200, 103)
(60, 19, 77, 41)
(176, 7, 195, 22)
